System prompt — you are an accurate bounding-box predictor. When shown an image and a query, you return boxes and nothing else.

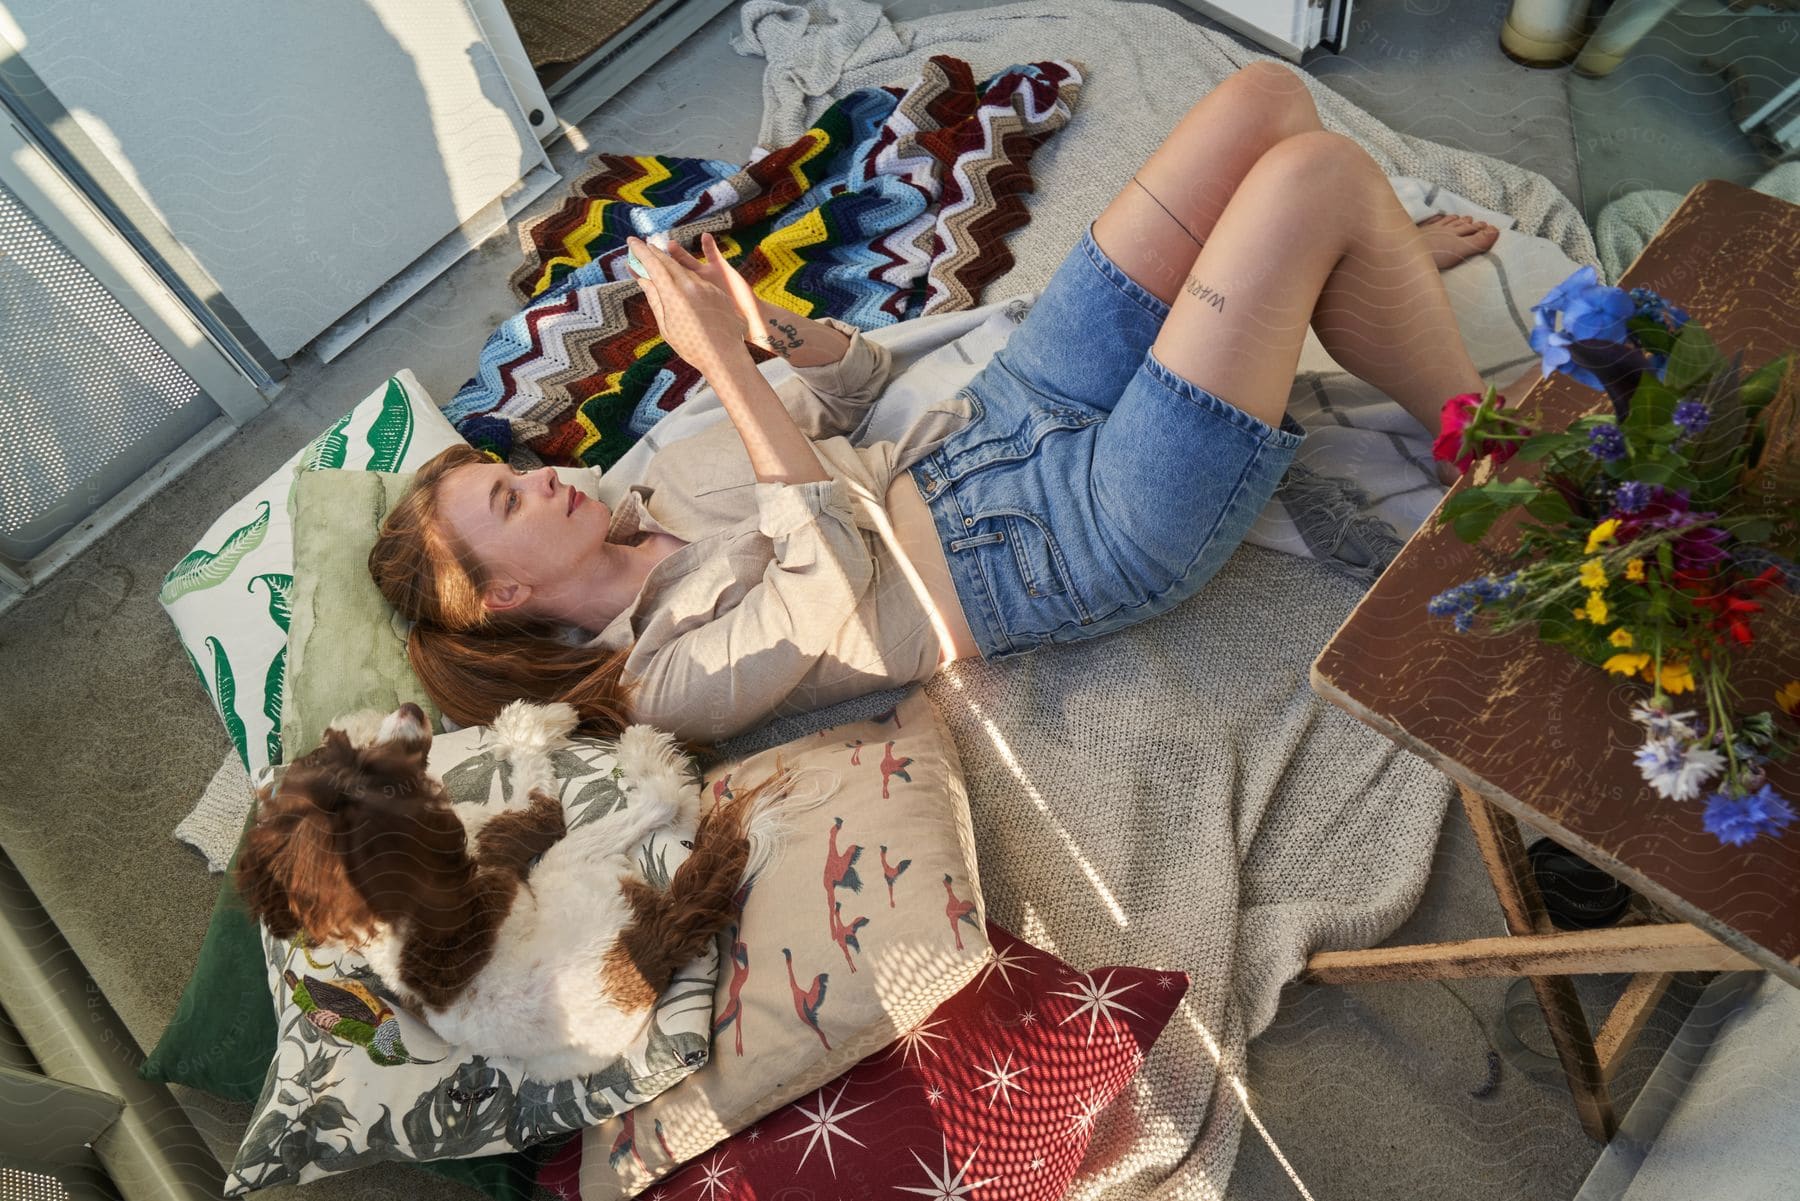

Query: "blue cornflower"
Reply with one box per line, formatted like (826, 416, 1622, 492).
(1701, 783, 1796, 847)
(1587, 422, 1627, 462)
(1614, 481, 1652, 514)
(1430, 573, 1521, 630)
(1628, 286, 1691, 331)
(1469, 571, 1522, 601)
(1673, 399, 1711, 437)
(1628, 288, 1689, 384)
(1427, 585, 1475, 620)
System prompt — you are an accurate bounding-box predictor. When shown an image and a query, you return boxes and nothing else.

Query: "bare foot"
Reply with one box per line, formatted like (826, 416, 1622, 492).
(1416, 212, 1500, 270)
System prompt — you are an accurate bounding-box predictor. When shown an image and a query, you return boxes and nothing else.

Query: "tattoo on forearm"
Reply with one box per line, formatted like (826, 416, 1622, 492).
(764, 317, 806, 358)
(1183, 275, 1226, 313)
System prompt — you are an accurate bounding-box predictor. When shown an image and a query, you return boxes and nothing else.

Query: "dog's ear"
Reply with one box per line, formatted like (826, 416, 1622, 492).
(236, 811, 298, 940)
(236, 772, 379, 946)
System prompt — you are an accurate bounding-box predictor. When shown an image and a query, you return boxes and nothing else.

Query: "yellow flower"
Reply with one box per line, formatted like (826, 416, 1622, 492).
(1579, 557, 1608, 589)
(1656, 659, 1696, 695)
(1777, 679, 1800, 717)
(1585, 519, 1620, 554)
(1584, 590, 1609, 624)
(1604, 652, 1651, 677)
(1609, 628, 1634, 648)
(1572, 604, 1588, 621)
(1625, 558, 1646, 583)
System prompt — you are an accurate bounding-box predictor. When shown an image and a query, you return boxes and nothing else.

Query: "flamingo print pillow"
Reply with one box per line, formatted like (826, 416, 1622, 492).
(574, 685, 993, 1200)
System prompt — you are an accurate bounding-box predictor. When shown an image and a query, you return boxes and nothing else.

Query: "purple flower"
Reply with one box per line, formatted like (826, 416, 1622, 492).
(1672, 525, 1732, 572)
(1701, 783, 1796, 847)
(1616, 487, 1695, 542)
(1613, 481, 1652, 514)
(1673, 399, 1711, 437)
(1587, 422, 1627, 461)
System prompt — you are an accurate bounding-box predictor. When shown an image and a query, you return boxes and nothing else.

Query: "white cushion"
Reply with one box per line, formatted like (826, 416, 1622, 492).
(159, 371, 465, 780)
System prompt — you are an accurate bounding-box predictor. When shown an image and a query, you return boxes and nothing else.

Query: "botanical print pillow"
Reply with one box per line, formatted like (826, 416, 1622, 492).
(159, 370, 465, 782)
(225, 722, 720, 1195)
(574, 686, 994, 1199)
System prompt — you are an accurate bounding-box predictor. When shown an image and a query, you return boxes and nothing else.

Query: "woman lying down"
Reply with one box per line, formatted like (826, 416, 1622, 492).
(370, 62, 1538, 747)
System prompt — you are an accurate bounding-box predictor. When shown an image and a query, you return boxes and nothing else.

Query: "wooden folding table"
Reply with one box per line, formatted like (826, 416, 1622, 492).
(1305, 179, 1800, 1141)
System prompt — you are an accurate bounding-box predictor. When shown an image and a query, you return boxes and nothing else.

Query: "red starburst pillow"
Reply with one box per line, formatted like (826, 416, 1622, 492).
(538, 922, 1187, 1200)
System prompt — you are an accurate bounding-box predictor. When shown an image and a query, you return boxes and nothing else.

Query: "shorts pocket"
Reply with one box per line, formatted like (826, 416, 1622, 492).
(1001, 512, 1070, 601)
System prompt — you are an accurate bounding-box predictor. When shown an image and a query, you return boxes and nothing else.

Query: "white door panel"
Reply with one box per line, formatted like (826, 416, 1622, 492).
(0, 0, 553, 359)
(1172, 0, 1333, 61)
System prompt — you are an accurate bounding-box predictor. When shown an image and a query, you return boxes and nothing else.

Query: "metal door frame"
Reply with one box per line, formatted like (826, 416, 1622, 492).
(0, 98, 274, 594)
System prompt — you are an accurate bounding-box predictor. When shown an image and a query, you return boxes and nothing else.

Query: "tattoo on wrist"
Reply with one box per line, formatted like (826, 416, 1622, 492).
(764, 317, 805, 359)
(1184, 276, 1226, 313)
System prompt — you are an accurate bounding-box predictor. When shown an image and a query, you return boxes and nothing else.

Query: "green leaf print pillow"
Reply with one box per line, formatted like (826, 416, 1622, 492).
(223, 722, 720, 1195)
(157, 370, 467, 783)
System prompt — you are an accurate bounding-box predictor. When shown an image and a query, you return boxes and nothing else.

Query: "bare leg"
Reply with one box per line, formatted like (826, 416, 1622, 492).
(1089, 61, 1327, 306)
(1146, 130, 1500, 485)
(1306, 181, 1489, 438)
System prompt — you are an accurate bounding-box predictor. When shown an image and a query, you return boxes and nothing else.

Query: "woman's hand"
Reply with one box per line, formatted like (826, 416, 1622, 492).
(630, 233, 755, 373)
(664, 232, 802, 355)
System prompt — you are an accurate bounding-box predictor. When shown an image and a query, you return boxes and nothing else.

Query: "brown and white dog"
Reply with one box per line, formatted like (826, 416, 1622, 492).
(236, 699, 820, 1079)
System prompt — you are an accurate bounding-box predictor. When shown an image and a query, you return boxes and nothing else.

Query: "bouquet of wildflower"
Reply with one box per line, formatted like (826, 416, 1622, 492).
(1426, 264, 1800, 847)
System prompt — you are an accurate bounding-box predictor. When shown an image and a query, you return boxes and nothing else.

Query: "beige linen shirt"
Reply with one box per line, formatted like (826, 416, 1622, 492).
(580, 316, 975, 743)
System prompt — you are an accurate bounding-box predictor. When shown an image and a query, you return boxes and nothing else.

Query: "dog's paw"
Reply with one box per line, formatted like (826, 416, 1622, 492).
(615, 725, 699, 827)
(492, 699, 582, 752)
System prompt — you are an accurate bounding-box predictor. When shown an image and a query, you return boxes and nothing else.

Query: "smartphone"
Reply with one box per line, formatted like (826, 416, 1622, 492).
(626, 231, 670, 279)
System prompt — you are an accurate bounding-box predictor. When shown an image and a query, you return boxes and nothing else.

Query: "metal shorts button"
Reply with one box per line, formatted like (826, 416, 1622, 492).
(963, 517, 974, 527)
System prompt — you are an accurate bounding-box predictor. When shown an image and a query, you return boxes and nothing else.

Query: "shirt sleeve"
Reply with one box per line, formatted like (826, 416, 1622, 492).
(625, 475, 876, 744)
(773, 315, 895, 440)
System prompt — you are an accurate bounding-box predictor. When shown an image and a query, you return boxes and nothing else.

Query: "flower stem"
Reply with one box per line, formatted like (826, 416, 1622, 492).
(1707, 668, 1740, 790)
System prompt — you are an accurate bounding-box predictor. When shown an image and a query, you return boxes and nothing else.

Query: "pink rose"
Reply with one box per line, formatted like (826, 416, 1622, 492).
(1433, 391, 1524, 474)
(1433, 392, 1489, 474)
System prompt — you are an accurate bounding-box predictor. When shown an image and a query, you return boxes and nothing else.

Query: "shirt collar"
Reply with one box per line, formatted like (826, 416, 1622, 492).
(603, 486, 671, 546)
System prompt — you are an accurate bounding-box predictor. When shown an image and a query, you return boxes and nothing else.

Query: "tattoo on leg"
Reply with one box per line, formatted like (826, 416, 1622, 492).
(1183, 275, 1226, 313)
(764, 317, 806, 358)
(1132, 176, 1206, 248)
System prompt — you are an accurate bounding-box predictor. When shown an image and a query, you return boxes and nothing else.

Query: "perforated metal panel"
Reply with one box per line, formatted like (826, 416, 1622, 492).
(0, 1167, 72, 1201)
(0, 177, 215, 564)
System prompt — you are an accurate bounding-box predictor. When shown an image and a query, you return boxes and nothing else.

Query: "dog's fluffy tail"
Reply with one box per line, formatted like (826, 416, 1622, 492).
(600, 758, 835, 1012)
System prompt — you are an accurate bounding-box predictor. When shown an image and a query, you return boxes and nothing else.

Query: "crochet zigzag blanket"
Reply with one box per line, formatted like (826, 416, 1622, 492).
(442, 54, 1085, 470)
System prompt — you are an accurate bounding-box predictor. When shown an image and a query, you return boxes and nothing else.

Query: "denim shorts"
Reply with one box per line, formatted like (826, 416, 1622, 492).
(908, 218, 1308, 661)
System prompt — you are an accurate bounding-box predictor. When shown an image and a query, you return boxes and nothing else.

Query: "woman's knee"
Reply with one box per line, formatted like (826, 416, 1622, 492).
(1247, 129, 1382, 192)
(1222, 61, 1322, 141)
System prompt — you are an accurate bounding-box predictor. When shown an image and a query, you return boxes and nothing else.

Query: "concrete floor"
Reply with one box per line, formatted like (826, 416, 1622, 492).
(1568, 0, 1787, 228)
(0, 0, 1720, 1198)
